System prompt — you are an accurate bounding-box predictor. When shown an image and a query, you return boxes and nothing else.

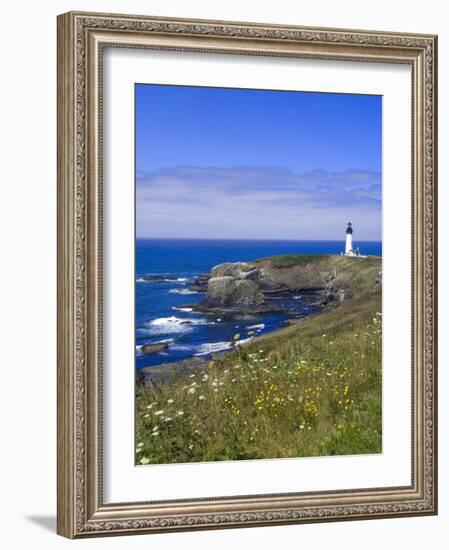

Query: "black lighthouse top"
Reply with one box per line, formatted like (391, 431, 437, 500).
(346, 222, 353, 234)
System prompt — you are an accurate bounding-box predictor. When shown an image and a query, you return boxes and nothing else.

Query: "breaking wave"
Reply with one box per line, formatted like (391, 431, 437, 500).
(140, 316, 213, 335)
(168, 288, 200, 295)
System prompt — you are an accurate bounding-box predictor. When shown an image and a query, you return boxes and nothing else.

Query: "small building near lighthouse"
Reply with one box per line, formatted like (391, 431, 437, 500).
(343, 222, 366, 257)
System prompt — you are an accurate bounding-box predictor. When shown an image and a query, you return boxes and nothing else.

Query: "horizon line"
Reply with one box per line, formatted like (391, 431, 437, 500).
(135, 236, 382, 243)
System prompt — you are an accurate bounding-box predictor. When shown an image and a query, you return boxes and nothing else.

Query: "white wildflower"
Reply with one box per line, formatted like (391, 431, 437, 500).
(140, 457, 150, 465)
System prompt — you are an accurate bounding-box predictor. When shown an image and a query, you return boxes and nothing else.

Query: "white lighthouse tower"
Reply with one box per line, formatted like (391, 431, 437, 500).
(345, 222, 354, 255)
(343, 222, 366, 257)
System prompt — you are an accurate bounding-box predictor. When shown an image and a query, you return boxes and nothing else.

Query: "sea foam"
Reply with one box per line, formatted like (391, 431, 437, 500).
(142, 316, 213, 335)
(247, 323, 265, 330)
(169, 288, 200, 295)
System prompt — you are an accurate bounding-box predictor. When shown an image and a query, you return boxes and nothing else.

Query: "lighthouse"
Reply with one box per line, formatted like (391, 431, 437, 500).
(343, 222, 366, 257)
(345, 222, 354, 255)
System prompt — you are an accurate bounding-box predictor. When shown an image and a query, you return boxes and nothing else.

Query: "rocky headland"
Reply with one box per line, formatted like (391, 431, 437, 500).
(186, 254, 382, 316)
(138, 254, 382, 382)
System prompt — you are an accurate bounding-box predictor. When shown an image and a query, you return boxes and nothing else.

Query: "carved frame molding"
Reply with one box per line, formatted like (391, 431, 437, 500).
(57, 11, 437, 538)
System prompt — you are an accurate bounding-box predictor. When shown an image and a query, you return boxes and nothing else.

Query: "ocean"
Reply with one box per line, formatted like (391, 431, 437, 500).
(136, 239, 382, 369)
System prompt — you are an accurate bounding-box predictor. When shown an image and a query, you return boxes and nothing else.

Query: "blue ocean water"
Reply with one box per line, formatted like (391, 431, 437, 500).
(136, 239, 382, 369)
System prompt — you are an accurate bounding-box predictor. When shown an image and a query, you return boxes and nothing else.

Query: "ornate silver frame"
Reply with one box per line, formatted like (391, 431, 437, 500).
(57, 11, 438, 538)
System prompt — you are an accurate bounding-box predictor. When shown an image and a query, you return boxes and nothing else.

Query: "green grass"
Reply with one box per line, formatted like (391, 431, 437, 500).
(266, 254, 326, 268)
(135, 292, 382, 465)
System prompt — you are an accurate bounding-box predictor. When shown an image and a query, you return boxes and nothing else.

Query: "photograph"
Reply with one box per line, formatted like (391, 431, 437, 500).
(134, 84, 383, 465)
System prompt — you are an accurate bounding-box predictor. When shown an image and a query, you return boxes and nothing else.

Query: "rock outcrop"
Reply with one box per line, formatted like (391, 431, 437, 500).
(206, 276, 265, 309)
(141, 342, 170, 355)
(190, 255, 381, 315)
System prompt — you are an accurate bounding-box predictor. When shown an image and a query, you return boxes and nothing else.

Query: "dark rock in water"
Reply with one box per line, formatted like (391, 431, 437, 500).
(141, 342, 170, 355)
(143, 274, 177, 282)
(188, 273, 210, 292)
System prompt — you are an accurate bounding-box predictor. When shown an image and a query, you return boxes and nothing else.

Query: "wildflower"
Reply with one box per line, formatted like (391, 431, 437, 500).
(202, 374, 209, 381)
(151, 432, 159, 437)
(177, 410, 184, 416)
(187, 387, 196, 395)
(140, 457, 150, 465)
(189, 374, 196, 378)
(136, 447, 143, 453)
(167, 398, 174, 404)
(137, 442, 144, 447)
(199, 395, 205, 400)
(152, 426, 159, 432)
(300, 425, 304, 430)
(164, 417, 173, 422)
(154, 410, 165, 416)
(144, 413, 150, 418)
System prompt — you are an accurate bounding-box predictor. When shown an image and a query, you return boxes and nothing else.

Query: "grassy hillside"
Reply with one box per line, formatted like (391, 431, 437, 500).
(136, 256, 382, 464)
(256, 254, 382, 296)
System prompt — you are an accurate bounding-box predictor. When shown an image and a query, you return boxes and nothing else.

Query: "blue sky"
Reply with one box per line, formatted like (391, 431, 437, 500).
(136, 84, 382, 240)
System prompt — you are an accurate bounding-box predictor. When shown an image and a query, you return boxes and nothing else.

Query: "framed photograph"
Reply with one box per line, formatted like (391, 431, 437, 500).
(57, 11, 438, 538)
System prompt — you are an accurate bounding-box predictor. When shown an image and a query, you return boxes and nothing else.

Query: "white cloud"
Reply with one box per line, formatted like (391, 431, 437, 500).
(136, 166, 381, 240)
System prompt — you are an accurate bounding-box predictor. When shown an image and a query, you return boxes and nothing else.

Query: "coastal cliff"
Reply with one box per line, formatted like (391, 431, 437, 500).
(191, 254, 381, 314)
